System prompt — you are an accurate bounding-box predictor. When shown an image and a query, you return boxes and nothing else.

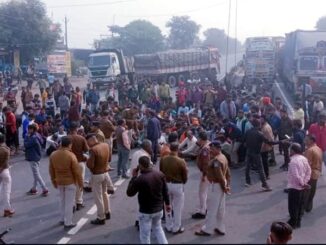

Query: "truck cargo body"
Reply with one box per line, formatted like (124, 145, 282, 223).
(88, 47, 220, 87)
(244, 37, 276, 82)
(133, 47, 220, 85)
(47, 50, 72, 77)
(282, 30, 326, 94)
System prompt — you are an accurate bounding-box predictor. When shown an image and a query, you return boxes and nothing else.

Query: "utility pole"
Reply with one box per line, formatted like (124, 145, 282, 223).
(234, 0, 238, 66)
(64, 16, 68, 50)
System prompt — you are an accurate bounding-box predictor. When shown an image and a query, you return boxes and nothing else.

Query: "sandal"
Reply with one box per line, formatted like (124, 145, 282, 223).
(194, 230, 211, 236)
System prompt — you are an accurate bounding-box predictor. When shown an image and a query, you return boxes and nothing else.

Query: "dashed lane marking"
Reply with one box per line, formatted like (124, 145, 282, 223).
(57, 237, 71, 244)
(67, 218, 88, 235)
(86, 205, 97, 215)
(57, 178, 127, 244)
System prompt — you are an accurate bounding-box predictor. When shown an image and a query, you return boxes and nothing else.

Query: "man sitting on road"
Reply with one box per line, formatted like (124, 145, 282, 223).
(178, 130, 198, 160)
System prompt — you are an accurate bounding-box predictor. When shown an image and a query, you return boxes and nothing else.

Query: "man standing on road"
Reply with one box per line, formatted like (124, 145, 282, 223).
(279, 108, 293, 170)
(49, 137, 83, 229)
(244, 118, 273, 191)
(99, 110, 116, 165)
(160, 142, 188, 234)
(195, 141, 230, 236)
(115, 119, 131, 178)
(147, 110, 161, 164)
(0, 133, 15, 217)
(24, 124, 49, 196)
(130, 139, 153, 229)
(286, 143, 311, 229)
(127, 156, 170, 244)
(58, 92, 70, 119)
(304, 135, 322, 213)
(86, 134, 111, 225)
(192, 131, 210, 219)
(308, 112, 326, 167)
(68, 123, 89, 211)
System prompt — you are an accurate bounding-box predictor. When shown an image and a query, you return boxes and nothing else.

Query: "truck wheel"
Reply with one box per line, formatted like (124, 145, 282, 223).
(168, 75, 177, 87)
(178, 74, 186, 83)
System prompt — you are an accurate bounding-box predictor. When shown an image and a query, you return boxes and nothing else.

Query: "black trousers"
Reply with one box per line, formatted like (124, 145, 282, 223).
(151, 139, 159, 164)
(280, 142, 290, 167)
(288, 188, 305, 228)
(245, 152, 267, 186)
(261, 151, 269, 178)
(304, 179, 317, 213)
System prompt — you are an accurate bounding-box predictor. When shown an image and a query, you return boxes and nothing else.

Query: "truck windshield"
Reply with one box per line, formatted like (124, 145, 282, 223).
(299, 57, 318, 71)
(88, 55, 111, 67)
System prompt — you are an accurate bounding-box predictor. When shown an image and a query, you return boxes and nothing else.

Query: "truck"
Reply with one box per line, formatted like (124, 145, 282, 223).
(87, 47, 220, 87)
(133, 47, 220, 87)
(244, 36, 277, 83)
(88, 49, 134, 88)
(280, 30, 326, 95)
(47, 50, 72, 78)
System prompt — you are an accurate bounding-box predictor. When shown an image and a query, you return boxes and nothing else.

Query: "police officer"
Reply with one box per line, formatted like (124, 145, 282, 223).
(160, 142, 188, 234)
(195, 140, 231, 236)
(192, 131, 211, 219)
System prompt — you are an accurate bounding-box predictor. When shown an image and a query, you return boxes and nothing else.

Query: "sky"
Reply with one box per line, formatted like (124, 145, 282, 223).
(40, 0, 326, 49)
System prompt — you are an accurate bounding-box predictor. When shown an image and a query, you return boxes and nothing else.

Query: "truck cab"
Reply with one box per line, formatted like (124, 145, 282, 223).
(88, 52, 121, 87)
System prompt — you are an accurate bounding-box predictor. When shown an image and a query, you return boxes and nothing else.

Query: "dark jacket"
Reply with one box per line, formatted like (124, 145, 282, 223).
(244, 127, 276, 154)
(224, 122, 242, 141)
(24, 133, 42, 161)
(147, 116, 161, 140)
(126, 168, 170, 214)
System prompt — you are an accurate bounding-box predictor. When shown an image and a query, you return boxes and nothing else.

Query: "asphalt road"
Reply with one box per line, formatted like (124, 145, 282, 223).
(1, 78, 326, 244)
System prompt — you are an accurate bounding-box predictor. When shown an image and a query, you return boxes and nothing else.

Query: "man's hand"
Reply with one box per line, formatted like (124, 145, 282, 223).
(165, 204, 172, 213)
(132, 167, 139, 177)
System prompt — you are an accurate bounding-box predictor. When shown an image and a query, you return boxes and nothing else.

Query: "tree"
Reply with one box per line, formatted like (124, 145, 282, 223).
(166, 16, 200, 49)
(316, 16, 326, 31)
(98, 20, 165, 56)
(0, 0, 61, 63)
(203, 28, 242, 55)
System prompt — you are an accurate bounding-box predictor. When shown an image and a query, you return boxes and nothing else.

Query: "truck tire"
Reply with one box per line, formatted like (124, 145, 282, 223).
(178, 74, 186, 83)
(168, 75, 177, 87)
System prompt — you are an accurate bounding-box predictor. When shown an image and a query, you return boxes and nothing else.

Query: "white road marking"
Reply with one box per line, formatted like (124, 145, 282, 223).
(86, 205, 97, 215)
(274, 82, 294, 117)
(67, 218, 88, 235)
(57, 237, 71, 244)
(114, 178, 126, 186)
(57, 178, 128, 243)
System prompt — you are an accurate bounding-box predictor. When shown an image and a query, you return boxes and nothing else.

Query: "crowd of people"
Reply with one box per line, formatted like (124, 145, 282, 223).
(0, 73, 325, 244)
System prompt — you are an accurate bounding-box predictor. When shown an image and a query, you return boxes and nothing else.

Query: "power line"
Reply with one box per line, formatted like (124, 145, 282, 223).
(48, 0, 135, 8)
(117, 0, 228, 18)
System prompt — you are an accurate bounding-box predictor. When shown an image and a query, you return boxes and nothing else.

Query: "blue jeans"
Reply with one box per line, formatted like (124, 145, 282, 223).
(117, 145, 130, 176)
(29, 161, 47, 191)
(138, 210, 168, 244)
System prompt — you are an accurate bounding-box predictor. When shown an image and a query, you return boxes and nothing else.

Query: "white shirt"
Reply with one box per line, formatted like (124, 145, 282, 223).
(179, 136, 198, 154)
(130, 148, 152, 169)
(313, 101, 324, 113)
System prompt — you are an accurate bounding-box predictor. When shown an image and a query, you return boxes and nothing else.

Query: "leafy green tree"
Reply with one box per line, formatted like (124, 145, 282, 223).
(203, 28, 242, 54)
(316, 16, 326, 31)
(98, 20, 165, 56)
(166, 16, 200, 49)
(0, 0, 61, 63)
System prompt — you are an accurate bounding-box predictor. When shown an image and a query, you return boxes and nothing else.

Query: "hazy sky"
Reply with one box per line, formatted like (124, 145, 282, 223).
(41, 0, 326, 49)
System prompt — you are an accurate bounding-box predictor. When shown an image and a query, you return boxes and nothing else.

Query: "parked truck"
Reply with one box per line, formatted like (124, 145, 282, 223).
(244, 36, 277, 83)
(280, 30, 326, 95)
(47, 50, 72, 78)
(87, 47, 220, 87)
